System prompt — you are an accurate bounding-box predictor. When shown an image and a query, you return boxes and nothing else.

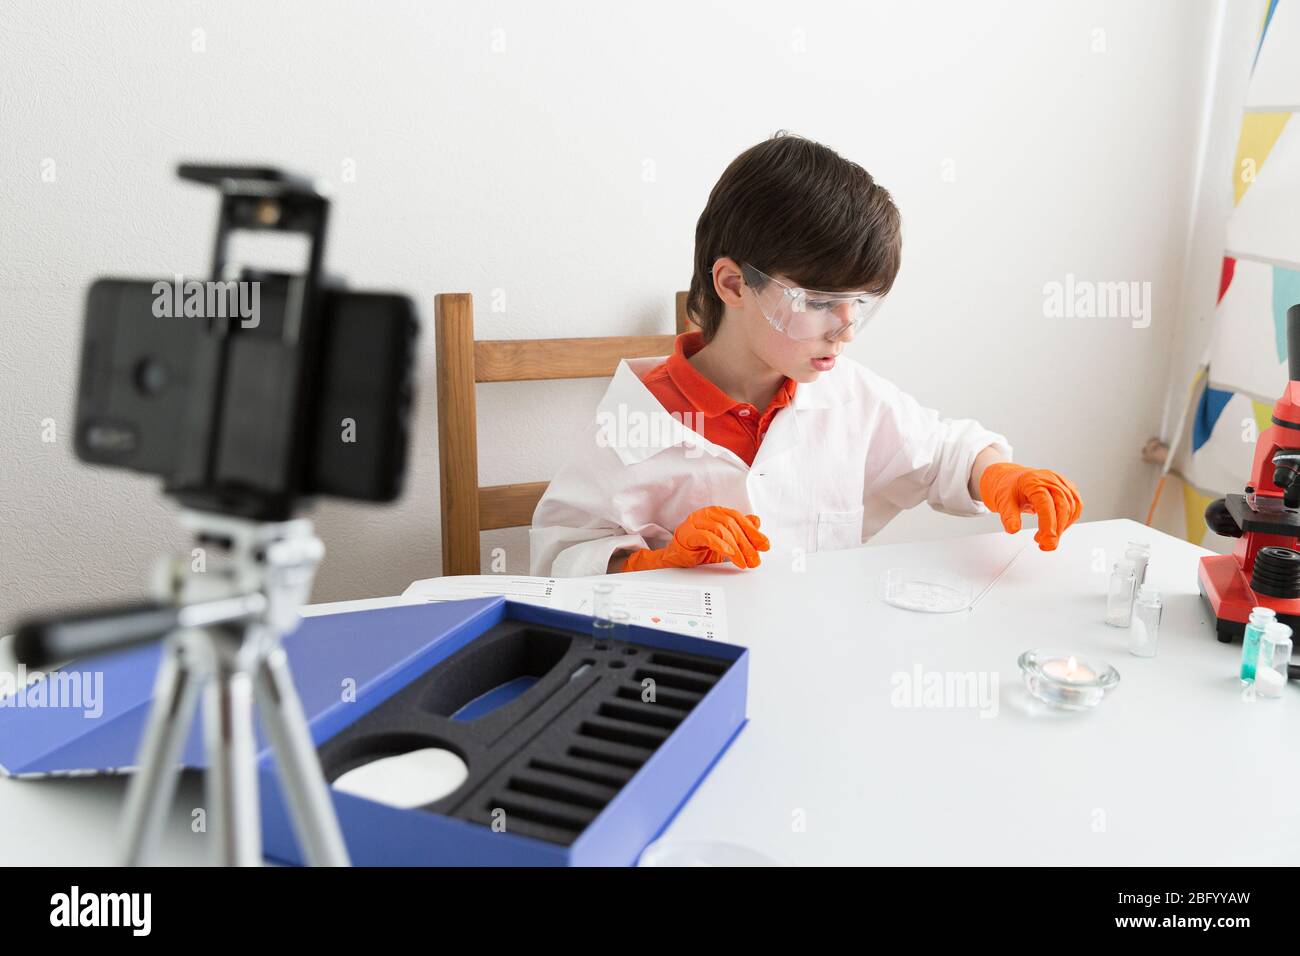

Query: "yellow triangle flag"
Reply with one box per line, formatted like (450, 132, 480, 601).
(1234, 112, 1290, 206)
(1253, 399, 1274, 440)
(1182, 481, 1217, 547)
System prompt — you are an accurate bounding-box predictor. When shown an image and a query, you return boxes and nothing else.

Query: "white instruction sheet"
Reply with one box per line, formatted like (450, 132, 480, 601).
(401, 575, 727, 642)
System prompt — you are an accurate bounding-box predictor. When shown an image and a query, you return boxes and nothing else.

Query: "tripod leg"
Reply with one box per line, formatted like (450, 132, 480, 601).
(254, 645, 350, 866)
(121, 643, 201, 866)
(204, 655, 262, 866)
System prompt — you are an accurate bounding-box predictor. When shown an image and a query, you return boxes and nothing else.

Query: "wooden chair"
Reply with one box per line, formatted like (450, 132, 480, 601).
(435, 291, 693, 576)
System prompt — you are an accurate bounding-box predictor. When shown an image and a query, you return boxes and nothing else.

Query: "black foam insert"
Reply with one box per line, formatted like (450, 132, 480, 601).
(316, 620, 733, 847)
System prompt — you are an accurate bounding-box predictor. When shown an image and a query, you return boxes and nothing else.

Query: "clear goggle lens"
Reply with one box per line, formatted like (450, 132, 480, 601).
(743, 263, 885, 341)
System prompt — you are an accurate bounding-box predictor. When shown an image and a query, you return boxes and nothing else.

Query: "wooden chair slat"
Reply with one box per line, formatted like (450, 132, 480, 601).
(434, 290, 694, 575)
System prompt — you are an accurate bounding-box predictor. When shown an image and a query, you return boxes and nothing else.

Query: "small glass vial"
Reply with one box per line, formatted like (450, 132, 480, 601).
(609, 606, 631, 641)
(592, 582, 615, 640)
(1106, 559, 1137, 627)
(1129, 585, 1161, 657)
(1240, 606, 1277, 684)
(1124, 540, 1151, 586)
(1255, 621, 1293, 700)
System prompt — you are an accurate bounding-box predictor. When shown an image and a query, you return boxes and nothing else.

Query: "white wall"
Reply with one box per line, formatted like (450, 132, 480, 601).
(0, 0, 1222, 618)
(1152, 0, 1266, 554)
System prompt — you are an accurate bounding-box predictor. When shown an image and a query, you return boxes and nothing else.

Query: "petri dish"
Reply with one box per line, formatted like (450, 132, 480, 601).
(637, 840, 781, 867)
(881, 568, 973, 613)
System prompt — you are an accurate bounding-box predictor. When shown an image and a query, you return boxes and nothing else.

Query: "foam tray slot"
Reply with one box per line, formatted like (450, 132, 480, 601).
(316, 618, 733, 847)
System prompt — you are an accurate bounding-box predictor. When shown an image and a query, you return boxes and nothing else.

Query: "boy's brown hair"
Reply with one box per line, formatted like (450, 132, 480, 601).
(686, 132, 902, 342)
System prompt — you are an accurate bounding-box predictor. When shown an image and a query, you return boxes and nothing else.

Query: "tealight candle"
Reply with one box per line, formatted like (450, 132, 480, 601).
(1018, 650, 1119, 711)
(1041, 655, 1096, 683)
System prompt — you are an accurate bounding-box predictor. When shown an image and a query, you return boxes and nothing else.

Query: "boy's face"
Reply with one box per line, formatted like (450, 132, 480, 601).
(714, 258, 859, 383)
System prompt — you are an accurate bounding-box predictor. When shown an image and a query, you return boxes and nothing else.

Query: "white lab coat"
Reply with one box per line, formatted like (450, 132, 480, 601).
(529, 352, 1012, 577)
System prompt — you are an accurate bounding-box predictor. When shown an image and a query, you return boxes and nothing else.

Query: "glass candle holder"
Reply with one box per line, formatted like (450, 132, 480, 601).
(1018, 650, 1120, 711)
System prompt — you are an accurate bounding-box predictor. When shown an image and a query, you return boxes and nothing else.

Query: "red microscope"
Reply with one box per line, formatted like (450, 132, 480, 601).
(1200, 303, 1300, 643)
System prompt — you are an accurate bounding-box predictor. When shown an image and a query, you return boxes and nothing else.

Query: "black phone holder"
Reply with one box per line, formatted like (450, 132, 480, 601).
(180, 164, 329, 284)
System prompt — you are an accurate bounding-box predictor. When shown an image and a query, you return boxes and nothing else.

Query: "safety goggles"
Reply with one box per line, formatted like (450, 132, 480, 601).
(741, 262, 885, 341)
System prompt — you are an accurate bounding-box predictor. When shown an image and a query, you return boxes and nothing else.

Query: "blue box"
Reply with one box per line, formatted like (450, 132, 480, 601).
(0, 596, 749, 866)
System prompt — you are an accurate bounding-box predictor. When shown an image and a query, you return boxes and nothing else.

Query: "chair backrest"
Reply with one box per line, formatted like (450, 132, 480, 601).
(435, 291, 693, 576)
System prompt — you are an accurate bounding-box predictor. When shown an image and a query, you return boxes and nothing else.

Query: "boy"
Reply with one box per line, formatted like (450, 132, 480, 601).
(530, 133, 1081, 578)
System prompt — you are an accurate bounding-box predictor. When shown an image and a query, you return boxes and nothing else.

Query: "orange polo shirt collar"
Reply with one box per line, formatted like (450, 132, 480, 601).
(664, 332, 797, 415)
(640, 332, 797, 467)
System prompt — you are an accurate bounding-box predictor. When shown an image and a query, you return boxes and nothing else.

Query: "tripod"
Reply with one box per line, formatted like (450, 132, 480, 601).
(7, 164, 419, 866)
(119, 511, 349, 866)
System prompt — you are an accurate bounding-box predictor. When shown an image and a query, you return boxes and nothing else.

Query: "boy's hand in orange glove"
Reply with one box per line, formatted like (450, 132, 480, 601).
(622, 506, 769, 572)
(979, 462, 1082, 551)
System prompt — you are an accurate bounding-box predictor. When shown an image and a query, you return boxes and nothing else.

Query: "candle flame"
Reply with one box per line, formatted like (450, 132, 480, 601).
(1066, 655, 1079, 676)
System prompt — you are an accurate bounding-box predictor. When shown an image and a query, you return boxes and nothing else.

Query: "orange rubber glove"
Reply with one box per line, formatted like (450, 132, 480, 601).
(979, 462, 1083, 551)
(622, 506, 770, 572)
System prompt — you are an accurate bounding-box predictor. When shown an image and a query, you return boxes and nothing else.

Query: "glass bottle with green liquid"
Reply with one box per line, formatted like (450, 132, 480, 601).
(1241, 606, 1277, 684)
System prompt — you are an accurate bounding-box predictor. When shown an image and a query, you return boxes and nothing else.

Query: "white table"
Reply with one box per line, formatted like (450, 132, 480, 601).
(1, 518, 1294, 865)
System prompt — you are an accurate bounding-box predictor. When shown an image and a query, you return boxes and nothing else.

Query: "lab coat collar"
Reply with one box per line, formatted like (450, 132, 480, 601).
(596, 354, 854, 466)
(596, 357, 724, 466)
(791, 362, 854, 410)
